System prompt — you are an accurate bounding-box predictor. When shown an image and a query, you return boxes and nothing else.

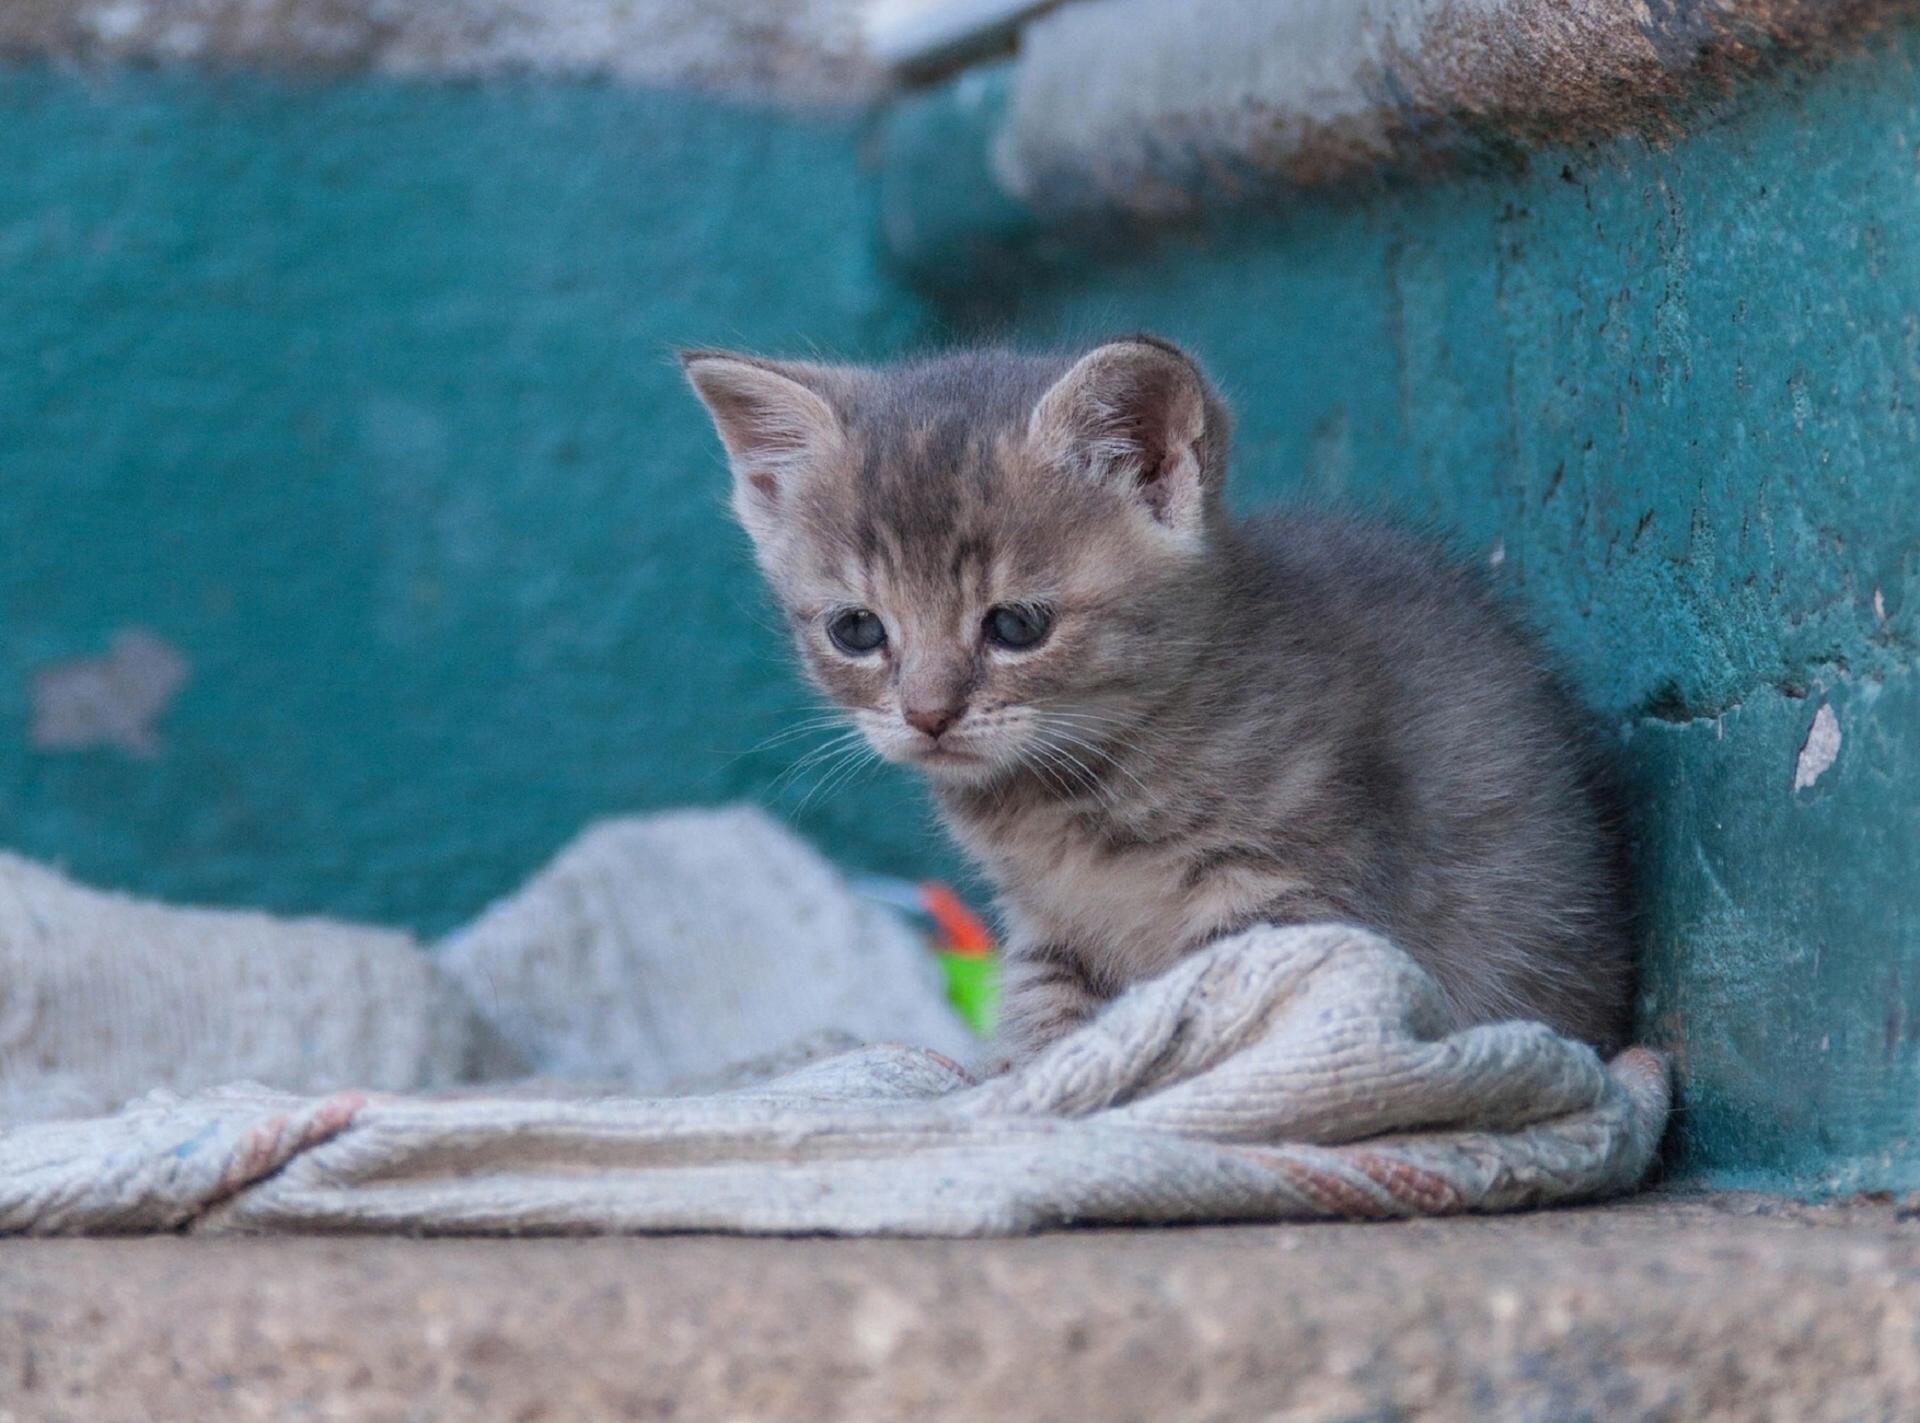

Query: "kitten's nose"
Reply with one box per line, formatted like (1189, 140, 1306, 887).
(904, 705, 964, 739)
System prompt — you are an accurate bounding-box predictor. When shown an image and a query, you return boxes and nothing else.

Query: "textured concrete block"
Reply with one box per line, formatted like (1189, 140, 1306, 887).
(4, 1196, 1919, 1420)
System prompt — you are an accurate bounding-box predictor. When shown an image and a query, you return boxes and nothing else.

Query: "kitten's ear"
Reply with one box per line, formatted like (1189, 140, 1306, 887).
(681, 351, 843, 539)
(1028, 338, 1223, 542)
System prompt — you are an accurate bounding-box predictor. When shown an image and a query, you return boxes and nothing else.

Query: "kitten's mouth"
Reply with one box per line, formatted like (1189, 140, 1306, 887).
(907, 740, 986, 769)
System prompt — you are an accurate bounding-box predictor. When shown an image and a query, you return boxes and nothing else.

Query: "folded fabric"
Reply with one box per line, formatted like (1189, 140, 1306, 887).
(0, 807, 976, 1127)
(0, 923, 1670, 1236)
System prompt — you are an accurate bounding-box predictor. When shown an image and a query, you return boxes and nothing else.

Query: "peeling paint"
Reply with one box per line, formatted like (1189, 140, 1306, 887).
(1792, 701, 1842, 791)
(29, 629, 189, 760)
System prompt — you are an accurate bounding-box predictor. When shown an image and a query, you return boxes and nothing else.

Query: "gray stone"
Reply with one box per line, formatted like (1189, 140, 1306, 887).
(994, 0, 1920, 217)
(0, 0, 884, 102)
(4, 1194, 1918, 1420)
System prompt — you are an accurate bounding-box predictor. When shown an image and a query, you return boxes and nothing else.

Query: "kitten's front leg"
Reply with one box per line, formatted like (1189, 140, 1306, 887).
(995, 939, 1111, 1065)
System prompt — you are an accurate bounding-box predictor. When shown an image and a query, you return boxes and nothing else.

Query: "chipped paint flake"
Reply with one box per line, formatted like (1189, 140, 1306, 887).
(29, 628, 189, 759)
(1792, 701, 1841, 793)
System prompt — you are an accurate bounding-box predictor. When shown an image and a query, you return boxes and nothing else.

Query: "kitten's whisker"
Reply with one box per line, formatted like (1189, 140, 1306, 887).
(837, 749, 888, 801)
(1026, 738, 1107, 805)
(759, 708, 858, 733)
(748, 726, 853, 758)
(725, 705, 853, 748)
(791, 745, 865, 817)
(768, 737, 852, 795)
(1038, 707, 1171, 743)
(730, 715, 855, 760)
(794, 742, 881, 816)
(1021, 725, 1098, 783)
(698, 714, 856, 783)
(1043, 714, 1184, 772)
(1013, 742, 1075, 800)
(1034, 736, 1105, 797)
(1041, 719, 1156, 801)
(1044, 706, 1190, 739)
(1023, 739, 1076, 788)
(769, 727, 865, 776)
(1036, 737, 1113, 806)
(767, 730, 869, 796)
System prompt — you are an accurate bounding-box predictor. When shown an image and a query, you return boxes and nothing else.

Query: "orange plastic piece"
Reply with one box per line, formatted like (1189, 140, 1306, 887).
(919, 882, 995, 957)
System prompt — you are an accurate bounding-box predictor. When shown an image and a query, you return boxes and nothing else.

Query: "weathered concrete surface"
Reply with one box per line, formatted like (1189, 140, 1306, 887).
(885, 28, 1920, 1191)
(0, 0, 883, 101)
(1631, 674, 1920, 1193)
(3, 1195, 1918, 1420)
(0, 69, 945, 934)
(989, 0, 1920, 218)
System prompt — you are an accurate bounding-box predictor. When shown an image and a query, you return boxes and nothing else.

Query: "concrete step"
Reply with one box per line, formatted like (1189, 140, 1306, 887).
(4, 1193, 1917, 1421)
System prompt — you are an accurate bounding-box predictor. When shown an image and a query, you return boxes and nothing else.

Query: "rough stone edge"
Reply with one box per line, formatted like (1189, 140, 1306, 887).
(0, 0, 889, 105)
(8, 1196, 1920, 1421)
(993, 0, 1920, 218)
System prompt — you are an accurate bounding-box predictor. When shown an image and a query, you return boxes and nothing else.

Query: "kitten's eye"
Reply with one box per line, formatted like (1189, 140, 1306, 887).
(827, 608, 887, 655)
(984, 603, 1053, 650)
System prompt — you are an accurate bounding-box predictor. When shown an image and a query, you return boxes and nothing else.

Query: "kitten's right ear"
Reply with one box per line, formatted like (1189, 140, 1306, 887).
(681, 351, 843, 539)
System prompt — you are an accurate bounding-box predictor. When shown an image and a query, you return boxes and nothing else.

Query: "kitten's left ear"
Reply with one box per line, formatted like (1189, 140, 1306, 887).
(1028, 337, 1226, 544)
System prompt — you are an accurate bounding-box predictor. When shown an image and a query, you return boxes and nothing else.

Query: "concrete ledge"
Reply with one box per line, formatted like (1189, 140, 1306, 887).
(6, 1195, 1920, 1419)
(980, 0, 1920, 218)
(0, 0, 882, 101)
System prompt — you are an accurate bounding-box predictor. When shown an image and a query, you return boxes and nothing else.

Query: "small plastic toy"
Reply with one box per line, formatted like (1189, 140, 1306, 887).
(853, 874, 999, 1036)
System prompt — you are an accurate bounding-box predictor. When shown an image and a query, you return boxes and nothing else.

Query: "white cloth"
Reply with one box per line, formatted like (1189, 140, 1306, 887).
(0, 848, 1669, 1235)
(0, 807, 974, 1130)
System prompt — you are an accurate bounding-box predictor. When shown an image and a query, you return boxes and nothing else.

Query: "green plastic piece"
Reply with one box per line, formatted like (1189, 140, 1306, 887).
(940, 952, 999, 1038)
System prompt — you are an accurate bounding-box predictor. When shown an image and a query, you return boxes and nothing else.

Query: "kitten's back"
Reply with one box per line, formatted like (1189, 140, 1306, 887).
(1222, 511, 1633, 1046)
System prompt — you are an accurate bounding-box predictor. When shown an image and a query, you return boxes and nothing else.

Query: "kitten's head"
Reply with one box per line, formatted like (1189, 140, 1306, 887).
(683, 337, 1230, 786)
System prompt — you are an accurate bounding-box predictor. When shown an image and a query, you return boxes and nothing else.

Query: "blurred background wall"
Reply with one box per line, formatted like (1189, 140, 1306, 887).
(2, 0, 1916, 1192)
(0, 65, 943, 930)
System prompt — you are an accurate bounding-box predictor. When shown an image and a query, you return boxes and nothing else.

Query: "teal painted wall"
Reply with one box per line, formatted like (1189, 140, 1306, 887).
(0, 70, 948, 934)
(881, 36, 1920, 1190)
(2, 34, 1916, 1189)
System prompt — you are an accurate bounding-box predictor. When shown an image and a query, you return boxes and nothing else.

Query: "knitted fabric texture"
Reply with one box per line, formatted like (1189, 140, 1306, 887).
(0, 815, 1669, 1236)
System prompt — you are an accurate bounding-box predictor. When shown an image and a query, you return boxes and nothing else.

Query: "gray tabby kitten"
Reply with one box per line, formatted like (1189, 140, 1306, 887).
(684, 337, 1632, 1061)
